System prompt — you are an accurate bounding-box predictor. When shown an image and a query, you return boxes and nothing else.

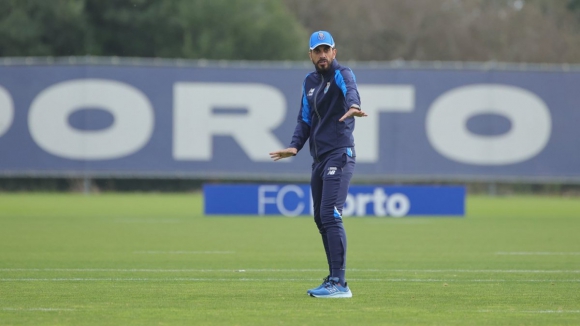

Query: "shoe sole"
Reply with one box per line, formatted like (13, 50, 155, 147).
(309, 292, 352, 298)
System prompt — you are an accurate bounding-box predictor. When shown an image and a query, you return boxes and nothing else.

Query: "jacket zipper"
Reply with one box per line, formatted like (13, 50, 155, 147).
(312, 74, 325, 161)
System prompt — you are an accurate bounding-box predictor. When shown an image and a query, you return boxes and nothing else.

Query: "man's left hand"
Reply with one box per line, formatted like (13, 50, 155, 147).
(339, 107, 368, 122)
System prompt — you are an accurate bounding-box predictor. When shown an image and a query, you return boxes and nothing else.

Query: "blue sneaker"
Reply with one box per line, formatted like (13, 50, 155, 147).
(306, 275, 330, 295)
(309, 277, 352, 298)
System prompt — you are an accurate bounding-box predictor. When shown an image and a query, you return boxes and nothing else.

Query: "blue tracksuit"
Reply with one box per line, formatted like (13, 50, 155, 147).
(289, 60, 361, 284)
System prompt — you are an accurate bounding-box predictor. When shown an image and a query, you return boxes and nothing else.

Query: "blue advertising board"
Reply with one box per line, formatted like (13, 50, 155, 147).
(204, 184, 465, 217)
(0, 59, 579, 182)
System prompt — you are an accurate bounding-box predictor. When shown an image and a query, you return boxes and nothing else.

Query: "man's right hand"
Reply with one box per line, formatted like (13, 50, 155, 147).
(269, 148, 297, 161)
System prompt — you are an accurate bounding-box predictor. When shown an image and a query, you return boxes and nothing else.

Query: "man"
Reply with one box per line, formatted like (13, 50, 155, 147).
(269, 31, 368, 298)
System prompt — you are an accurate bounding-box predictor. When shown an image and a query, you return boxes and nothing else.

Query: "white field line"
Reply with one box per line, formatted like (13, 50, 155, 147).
(1, 278, 579, 282)
(496, 252, 580, 256)
(350, 269, 580, 273)
(4, 308, 578, 314)
(522, 310, 580, 314)
(133, 251, 235, 254)
(2, 307, 75, 311)
(1, 268, 579, 273)
(479, 310, 580, 314)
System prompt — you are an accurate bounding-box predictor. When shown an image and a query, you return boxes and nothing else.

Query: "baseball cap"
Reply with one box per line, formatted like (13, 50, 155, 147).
(309, 31, 335, 50)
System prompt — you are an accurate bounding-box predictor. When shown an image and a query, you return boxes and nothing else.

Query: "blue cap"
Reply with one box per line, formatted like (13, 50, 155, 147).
(309, 31, 335, 50)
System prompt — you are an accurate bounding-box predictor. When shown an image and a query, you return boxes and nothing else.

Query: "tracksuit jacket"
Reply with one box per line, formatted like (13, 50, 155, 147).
(289, 60, 361, 161)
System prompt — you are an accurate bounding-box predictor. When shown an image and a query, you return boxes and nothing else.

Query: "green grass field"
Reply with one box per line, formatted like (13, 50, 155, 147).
(0, 193, 579, 325)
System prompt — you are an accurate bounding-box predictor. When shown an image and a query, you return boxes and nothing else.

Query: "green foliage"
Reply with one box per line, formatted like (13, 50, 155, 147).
(0, 0, 307, 60)
(0, 0, 86, 56)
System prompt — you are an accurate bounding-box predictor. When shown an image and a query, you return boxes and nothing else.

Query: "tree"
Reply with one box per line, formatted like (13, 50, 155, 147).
(283, 0, 580, 63)
(0, 0, 308, 60)
(0, 0, 87, 56)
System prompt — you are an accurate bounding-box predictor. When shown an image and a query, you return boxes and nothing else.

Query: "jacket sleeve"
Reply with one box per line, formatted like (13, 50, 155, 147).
(289, 84, 311, 152)
(335, 68, 361, 110)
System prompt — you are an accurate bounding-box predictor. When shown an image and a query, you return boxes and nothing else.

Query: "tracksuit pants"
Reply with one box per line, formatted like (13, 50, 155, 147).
(311, 147, 355, 285)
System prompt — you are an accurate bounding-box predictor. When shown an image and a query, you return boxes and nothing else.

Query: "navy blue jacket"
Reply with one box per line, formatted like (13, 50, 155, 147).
(289, 60, 361, 161)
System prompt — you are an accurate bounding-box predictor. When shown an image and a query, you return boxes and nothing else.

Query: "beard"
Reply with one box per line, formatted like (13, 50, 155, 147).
(313, 58, 332, 72)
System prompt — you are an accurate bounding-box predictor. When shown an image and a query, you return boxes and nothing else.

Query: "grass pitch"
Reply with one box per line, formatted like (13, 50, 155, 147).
(0, 193, 579, 325)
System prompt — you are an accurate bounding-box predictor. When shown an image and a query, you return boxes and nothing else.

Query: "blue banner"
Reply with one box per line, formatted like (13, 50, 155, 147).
(0, 61, 579, 181)
(204, 184, 465, 217)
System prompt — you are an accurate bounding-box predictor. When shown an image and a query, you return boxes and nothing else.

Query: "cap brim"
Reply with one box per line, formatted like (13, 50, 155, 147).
(310, 42, 334, 50)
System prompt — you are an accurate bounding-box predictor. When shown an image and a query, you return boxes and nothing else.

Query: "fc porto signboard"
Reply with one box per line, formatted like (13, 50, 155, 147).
(204, 184, 465, 217)
(1, 60, 579, 182)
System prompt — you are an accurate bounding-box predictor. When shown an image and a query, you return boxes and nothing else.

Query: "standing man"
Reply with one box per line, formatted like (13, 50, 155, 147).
(269, 31, 367, 298)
